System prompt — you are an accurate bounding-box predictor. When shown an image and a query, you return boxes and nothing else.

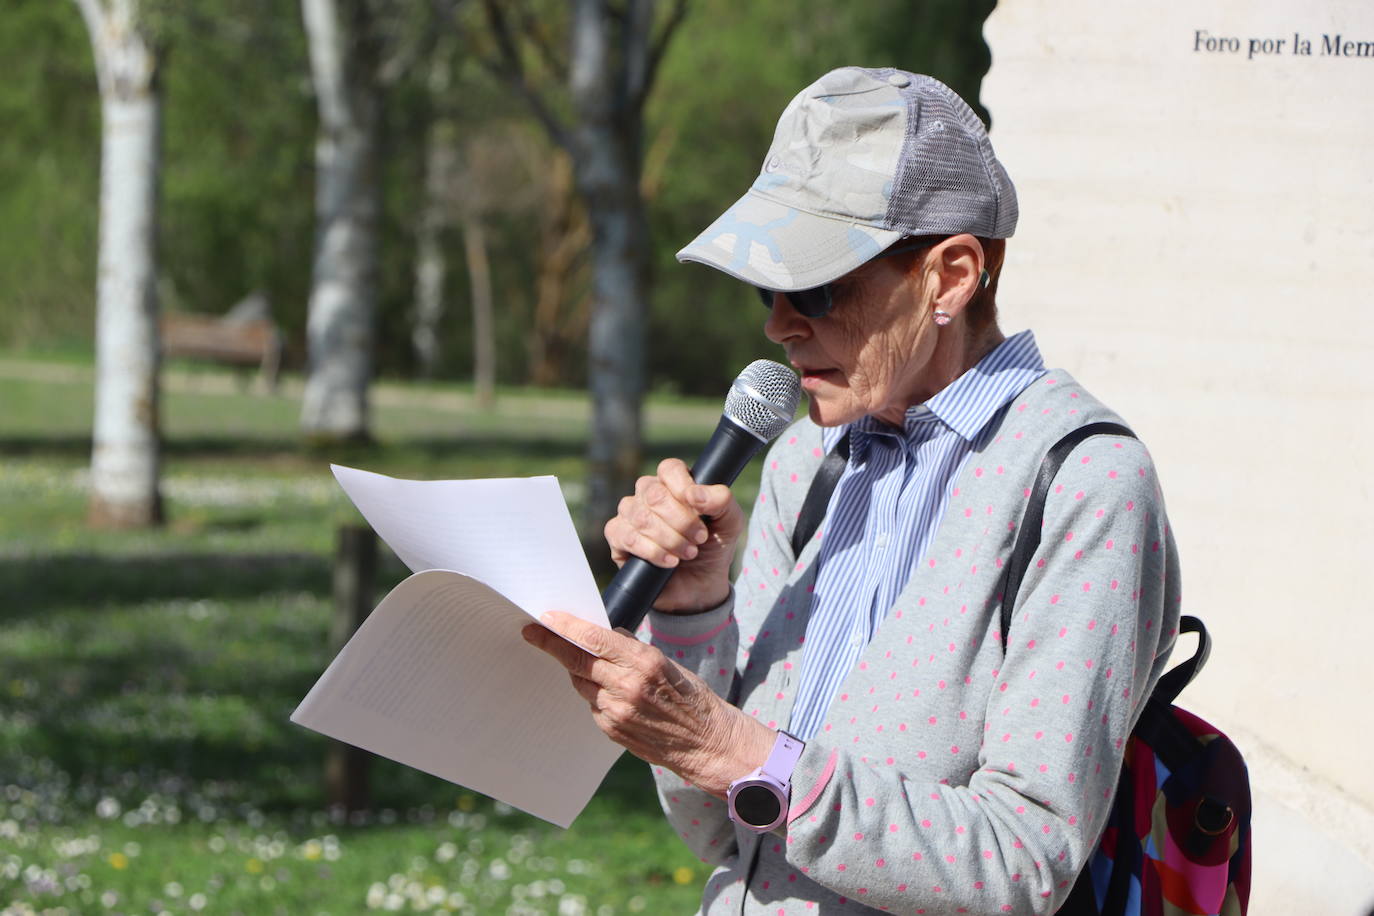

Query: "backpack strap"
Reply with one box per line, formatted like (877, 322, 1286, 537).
(998, 422, 1136, 643)
(790, 432, 850, 557)
(1153, 614, 1210, 705)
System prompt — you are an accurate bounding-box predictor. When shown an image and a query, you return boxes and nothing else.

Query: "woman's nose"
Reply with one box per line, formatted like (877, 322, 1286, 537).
(763, 292, 810, 344)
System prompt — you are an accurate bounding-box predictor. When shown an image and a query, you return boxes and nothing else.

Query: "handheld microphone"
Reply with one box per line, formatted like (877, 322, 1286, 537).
(603, 360, 801, 632)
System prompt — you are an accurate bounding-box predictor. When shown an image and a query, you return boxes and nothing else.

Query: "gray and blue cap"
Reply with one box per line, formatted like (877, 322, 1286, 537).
(676, 67, 1017, 292)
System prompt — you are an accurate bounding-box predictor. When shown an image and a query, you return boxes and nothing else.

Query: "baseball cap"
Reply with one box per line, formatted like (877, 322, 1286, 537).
(676, 67, 1017, 292)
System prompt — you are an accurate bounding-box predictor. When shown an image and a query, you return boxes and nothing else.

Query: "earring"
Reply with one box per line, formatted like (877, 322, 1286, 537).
(980, 268, 991, 289)
(933, 310, 952, 326)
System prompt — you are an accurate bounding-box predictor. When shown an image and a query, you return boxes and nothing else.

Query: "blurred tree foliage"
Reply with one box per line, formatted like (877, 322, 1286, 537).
(0, 0, 101, 347)
(0, 0, 994, 395)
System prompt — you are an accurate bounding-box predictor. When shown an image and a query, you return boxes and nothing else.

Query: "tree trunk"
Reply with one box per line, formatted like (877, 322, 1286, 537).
(462, 214, 496, 409)
(528, 151, 588, 388)
(300, 0, 380, 441)
(568, 0, 651, 538)
(579, 178, 649, 537)
(411, 120, 451, 380)
(76, 0, 164, 528)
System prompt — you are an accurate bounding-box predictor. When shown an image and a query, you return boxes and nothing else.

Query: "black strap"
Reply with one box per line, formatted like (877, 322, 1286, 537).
(993, 424, 1211, 702)
(998, 422, 1136, 643)
(1153, 614, 1210, 705)
(790, 433, 849, 557)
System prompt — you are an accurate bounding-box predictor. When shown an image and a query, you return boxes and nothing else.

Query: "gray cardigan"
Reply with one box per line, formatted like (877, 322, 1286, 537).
(645, 371, 1180, 915)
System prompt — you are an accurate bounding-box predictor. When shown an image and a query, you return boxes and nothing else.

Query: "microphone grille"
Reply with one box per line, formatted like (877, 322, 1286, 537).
(724, 359, 802, 442)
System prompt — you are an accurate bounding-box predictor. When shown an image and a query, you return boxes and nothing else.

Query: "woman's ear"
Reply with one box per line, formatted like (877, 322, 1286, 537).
(926, 234, 986, 320)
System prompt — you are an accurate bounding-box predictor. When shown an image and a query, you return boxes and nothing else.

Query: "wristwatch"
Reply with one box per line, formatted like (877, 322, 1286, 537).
(727, 730, 805, 832)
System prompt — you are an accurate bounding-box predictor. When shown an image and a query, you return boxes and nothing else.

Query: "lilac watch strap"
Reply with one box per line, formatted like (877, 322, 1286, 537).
(760, 730, 805, 786)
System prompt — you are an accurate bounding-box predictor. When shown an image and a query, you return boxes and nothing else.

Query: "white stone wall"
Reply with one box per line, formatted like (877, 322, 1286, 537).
(982, 2, 1374, 912)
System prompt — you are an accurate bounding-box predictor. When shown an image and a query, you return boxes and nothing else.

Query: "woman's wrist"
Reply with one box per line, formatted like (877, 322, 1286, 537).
(651, 582, 732, 615)
(690, 708, 778, 798)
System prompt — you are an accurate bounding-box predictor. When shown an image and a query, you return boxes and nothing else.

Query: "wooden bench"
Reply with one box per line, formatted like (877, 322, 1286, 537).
(160, 310, 285, 390)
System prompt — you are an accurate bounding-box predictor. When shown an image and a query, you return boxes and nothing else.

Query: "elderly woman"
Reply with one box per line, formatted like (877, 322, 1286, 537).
(524, 67, 1179, 915)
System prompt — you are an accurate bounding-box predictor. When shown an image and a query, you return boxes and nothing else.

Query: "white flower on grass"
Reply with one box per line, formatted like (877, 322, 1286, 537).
(100, 890, 119, 908)
(163, 882, 183, 898)
(188, 893, 207, 911)
(51, 835, 100, 859)
(487, 859, 511, 881)
(365, 882, 386, 908)
(434, 841, 456, 863)
(95, 797, 120, 819)
(557, 895, 588, 916)
(382, 892, 404, 912)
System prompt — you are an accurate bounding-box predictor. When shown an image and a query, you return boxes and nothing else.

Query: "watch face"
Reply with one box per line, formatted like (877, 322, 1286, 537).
(732, 783, 783, 828)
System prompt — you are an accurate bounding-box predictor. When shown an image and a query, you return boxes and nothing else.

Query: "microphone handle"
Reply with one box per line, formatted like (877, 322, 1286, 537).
(603, 419, 764, 632)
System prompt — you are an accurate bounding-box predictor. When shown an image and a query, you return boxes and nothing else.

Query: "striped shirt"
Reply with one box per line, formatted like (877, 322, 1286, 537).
(786, 330, 1046, 740)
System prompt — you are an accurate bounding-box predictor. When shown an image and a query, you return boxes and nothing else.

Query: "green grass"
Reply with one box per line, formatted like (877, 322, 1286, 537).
(0, 354, 737, 915)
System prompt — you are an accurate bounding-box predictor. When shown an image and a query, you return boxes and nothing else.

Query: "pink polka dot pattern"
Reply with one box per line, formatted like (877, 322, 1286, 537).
(645, 372, 1181, 915)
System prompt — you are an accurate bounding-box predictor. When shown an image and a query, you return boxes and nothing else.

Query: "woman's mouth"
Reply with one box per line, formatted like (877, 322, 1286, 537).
(797, 367, 841, 389)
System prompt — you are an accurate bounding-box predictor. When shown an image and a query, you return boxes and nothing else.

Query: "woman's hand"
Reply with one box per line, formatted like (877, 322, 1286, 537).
(604, 458, 744, 613)
(522, 612, 775, 797)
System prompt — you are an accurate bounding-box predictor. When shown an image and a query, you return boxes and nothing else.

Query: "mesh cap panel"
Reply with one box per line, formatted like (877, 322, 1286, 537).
(886, 73, 1017, 239)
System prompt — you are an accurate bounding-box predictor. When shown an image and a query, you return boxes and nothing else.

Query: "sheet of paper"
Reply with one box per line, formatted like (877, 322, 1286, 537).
(330, 465, 607, 628)
(292, 569, 622, 828)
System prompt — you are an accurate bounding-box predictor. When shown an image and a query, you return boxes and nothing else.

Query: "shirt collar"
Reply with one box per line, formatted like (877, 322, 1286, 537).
(820, 329, 1046, 454)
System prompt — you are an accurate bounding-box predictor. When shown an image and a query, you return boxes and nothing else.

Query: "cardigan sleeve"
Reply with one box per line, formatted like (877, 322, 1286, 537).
(777, 435, 1181, 915)
(643, 596, 742, 864)
(642, 428, 808, 863)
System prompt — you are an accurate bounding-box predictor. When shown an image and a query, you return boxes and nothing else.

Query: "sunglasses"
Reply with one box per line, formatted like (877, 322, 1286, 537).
(754, 237, 938, 318)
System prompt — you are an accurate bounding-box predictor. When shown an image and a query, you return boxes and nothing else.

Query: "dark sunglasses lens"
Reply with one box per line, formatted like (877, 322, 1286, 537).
(789, 287, 831, 318)
(755, 285, 831, 317)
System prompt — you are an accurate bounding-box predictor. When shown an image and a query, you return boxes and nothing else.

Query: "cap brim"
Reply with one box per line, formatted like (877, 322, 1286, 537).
(675, 189, 901, 292)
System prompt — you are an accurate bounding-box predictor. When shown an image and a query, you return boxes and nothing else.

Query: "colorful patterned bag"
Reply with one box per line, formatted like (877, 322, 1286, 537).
(1047, 616, 1253, 915)
(1000, 424, 1253, 916)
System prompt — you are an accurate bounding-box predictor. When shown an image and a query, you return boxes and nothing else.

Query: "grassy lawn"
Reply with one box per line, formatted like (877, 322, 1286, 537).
(0, 355, 742, 915)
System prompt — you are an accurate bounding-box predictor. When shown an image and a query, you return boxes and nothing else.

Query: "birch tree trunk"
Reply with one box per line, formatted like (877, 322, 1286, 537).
(410, 119, 452, 380)
(300, 0, 381, 441)
(75, 0, 164, 528)
(568, 0, 652, 539)
(481, 0, 684, 540)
